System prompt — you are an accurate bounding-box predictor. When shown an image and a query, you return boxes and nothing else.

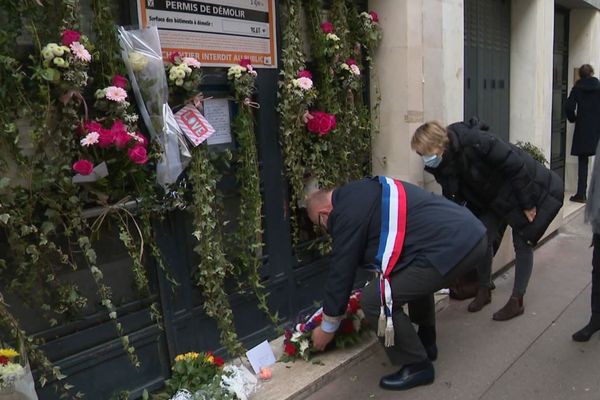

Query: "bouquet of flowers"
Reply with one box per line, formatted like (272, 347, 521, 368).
(358, 11, 383, 61)
(281, 290, 366, 361)
(165, 53, 202, 94)
(0, 347, 24, 390)
(339, 58, 362, 91)
(39, 29, 92, 91)
(118, 26, 191, 188)
(320, 21, 341, 56)
(305, 110, 337, 136)
(165, 351, 225, 395)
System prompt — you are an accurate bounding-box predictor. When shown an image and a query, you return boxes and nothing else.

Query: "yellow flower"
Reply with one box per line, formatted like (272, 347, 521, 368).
(174, 352, 199, 362)
(0, 348, 19, 359)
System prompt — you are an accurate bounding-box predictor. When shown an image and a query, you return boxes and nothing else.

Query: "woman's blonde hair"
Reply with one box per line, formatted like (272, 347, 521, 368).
(411, 121, 449, 155)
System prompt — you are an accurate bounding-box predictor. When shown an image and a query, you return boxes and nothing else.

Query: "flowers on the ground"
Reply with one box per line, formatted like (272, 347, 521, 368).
(0, 347, 23, 388)
(281, 290, 366, 361)
(306, 111, 337, 136)
(166, 351, 226, 395)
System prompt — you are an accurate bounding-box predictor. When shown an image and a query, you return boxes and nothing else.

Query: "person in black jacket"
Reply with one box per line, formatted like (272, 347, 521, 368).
(565, 64, 600, 203)
(411, 120, 564, 320)
(573, 140, 600, 341)
(306, 178, 488, 391)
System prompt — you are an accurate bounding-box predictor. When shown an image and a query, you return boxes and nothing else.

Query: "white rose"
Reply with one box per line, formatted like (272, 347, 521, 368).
(129, 51, 149, 72)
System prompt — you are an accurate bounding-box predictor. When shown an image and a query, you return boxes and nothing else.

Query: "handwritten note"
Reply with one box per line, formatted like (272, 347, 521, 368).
(204, 98, 232, 145)
(245, 340, 276, 374)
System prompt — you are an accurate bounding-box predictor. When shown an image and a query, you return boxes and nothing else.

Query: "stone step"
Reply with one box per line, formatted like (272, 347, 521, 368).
(249, 293, 449, 400)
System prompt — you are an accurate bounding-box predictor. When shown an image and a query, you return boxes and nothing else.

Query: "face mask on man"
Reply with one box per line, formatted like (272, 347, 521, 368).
(421, 154, 442, 168)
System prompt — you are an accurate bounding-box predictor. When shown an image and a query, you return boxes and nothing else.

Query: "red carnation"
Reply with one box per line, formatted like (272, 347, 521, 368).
(284, 342, 297, 356)
(128, 145, 148, 165)
(298, 69, 313, 79)
(0, 356, 9, 366)
(97, 128, 115, 148)
(321, 21, 334, 34)
(346, 58, 357, 66)
(347, 297, 360, 314)
(340, 319, 354, 334)
(62, 30, 81, 46)
(369, 11, 379, 23)
(111, 121, 131, 149)
(239, 58, 252, 68)
(313, 314, 323, 324)
(112, 74, 128, 89)
(72, 159, 94, 176)
(284, 329, 293, 340)
(84, 120, 103, 134)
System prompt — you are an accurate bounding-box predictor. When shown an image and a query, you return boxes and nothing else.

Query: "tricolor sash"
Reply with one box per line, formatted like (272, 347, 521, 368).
(375, 176, 407, 347)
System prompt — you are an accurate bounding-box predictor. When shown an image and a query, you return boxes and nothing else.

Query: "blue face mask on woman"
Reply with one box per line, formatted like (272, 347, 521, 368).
(422, 154, 442, 168)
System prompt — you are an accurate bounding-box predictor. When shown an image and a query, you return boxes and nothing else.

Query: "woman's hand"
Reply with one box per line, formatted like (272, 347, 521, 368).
(523, 207, 537, 223)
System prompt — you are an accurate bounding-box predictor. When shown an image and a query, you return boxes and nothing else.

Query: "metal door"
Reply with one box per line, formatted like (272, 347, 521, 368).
(464, 0, 511, 141)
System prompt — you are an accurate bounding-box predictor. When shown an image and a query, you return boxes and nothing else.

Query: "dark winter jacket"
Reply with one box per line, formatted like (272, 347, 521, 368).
(565, 76, 600, 156)
(425, 120, 564, 246)
(322, 178, 486, 317)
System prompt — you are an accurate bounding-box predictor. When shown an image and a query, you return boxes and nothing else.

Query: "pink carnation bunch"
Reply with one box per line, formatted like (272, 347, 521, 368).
(306, 111, 337, 136)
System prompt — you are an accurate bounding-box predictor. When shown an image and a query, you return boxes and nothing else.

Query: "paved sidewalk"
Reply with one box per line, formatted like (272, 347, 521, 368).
(304, 210, 600, 400)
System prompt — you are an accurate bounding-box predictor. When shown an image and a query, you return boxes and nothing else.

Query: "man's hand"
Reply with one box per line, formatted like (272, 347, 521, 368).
(311, 326, 335, 351)
(523, 207, 537, 223)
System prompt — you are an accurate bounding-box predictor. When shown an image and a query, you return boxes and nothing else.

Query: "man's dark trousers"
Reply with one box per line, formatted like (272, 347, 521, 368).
(360, 235, 489, 365)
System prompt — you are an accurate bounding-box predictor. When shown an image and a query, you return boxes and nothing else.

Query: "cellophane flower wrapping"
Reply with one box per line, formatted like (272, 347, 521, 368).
(118, 26, 191, 188)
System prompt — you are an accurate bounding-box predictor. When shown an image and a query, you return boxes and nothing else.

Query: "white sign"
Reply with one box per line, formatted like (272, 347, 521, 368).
(204, 98, 232, 145)
(245, 340, 276, 374)
(137, 0, 277, 68)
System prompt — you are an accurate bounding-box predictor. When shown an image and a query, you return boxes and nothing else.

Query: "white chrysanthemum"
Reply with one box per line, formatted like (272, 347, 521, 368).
(95, 88, 106, 99)
(227, 65, 246, 79)
(182, 57, 201, 68)
(341, 63, 350, 71)
(70, 41, 91, 62)
(80, 131, 99, 147)
(52, 57, 68, 68)
(0, 363, 25, 386)
(326, 33, 340, 41)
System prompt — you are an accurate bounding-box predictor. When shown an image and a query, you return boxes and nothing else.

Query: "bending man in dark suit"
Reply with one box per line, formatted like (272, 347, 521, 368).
(306, 177, 488, 391)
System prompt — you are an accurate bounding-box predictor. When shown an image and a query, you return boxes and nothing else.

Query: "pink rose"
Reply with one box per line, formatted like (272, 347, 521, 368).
(321, 21, 334, 34)
(97, 128, 114, 148)
(369, 11, 379, 23)
(62, 30, 81, 46)
(169, 51, 181, 64)
(346, 58, 357, 66)
(298, 69, 313, 79)
(239, 58, 252, 68)
(112, 75, 128, 89)
(72, 159, 94, 175)
(128, 145, 148, 165)
(306, 111, 336, 136)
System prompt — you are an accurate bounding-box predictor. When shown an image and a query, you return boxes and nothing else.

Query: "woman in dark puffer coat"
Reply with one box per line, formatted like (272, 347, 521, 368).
(411, 119, 564, 320)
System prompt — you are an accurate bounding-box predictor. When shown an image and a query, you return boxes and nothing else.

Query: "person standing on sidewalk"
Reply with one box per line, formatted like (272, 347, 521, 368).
(411, 119, 564, 321)
(565, 64, 600, 203)
(306, 177, 488, 391)
(573, 141, 600, 341)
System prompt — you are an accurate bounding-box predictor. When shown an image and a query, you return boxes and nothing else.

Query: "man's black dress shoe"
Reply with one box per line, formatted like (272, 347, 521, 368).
(379, 360, 435, 391)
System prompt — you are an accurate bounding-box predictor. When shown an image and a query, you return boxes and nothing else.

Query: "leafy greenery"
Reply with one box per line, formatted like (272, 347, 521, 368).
(515, 141, 549, 166)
